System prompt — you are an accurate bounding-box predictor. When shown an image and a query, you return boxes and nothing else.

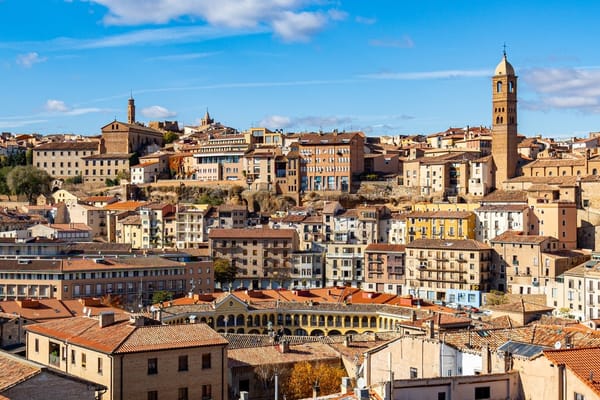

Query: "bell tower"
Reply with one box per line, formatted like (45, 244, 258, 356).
(128, 95, 136, 124)
(491, 50, 518, 188)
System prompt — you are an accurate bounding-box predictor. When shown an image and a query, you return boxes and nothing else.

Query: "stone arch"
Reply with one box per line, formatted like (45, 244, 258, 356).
(310, 329, 325, 336)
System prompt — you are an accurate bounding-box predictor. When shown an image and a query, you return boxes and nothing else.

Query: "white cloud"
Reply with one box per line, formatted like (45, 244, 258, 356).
(16, 52, 47, 68)
(260, 115, 292, 129)
(272, 11, 328, 42)
(522, 67, 600, 113)
(362, 69, 491, 80)
(42, 99, 103, 116)
(141, 105, 177, 119)
(259, 114, 352, 130)
(86, 0, 337, 42)
(44, 99, 69, 112)
(369, 35, 415, 49)
(0, 118, 48, 129)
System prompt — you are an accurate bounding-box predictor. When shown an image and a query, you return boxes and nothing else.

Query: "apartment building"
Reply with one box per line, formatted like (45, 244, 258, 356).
(130, 161, 159, 184)
(82, 153, 131, 185)
(204, 205, 248, 231)
(490, 231, 589, 295)
(139, 204, 176, 249)
(0, 256, 203, 306)
(175, 203, 211, 249)
(208, 228, 298, 290)
(548, 258, 600, 321)
(475, 203, 531, 243)
(33, 141, 100, 179)
(26, 314, 228, 400)
(405, 211, 476, 242)
(290, 250, 324, 288)
(191, 133, 248, 181)
(468, 155, 494, 197)
(405, 239, 491, 306)
(388, 214, 407, 245)
(364, 243, 406, 295)
(324, 243, 366, 287)
(296, 131, 365, 193)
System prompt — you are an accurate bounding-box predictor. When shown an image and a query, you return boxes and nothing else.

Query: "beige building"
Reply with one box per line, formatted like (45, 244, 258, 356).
(325, 243, 366, 287)
(82, 153, 131, 185)
(33, 141, 100, 179)
(209, 228, 299, 290)
(491, 231, 589, 294)
(175, 203, 211, 249)
(548, 258, 600, 321)
(296, 131, 365, 193)
(364, 243, 406, 295)
(26, 314, 228, 400)
(405, 239, 491, 304)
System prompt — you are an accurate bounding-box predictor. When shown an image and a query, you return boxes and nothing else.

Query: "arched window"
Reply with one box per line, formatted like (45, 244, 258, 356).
(496, 81, 503, 93)
(509, 81, 515, 93)
(593, 168, 598, 175)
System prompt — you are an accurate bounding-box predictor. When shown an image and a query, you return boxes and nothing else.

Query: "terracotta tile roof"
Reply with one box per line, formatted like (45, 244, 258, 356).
(0, 353, 41, 391)
(34, 141, 99, 151)
(103, 201, 148, 211)
(119, 215, 141, 225)
(481, 190, 528, 203)
(406, 239, 491, 251)
(544, 347, 600, 396)
(115, 323, 228, 353)
(227, 341, 340, 368)
(49, 223, 92, 232)
(302, 215, 322, 224)
(525, 157, 586, 168)
(296, 131, 364, 146)
(0, 299, 73, 321)
(81, 195, 118, 203)
(208, 228, 296, 240)
(365, 243, 406, 252)
(26, 316, 135, 353)
(224, 334, 336, 350)
(487, 299, 554, 314)
(490, 231, 551, 244)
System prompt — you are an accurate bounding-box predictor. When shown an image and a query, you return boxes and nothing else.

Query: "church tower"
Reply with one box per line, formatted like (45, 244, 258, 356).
(128, 96, 136, 124)
(491, 51, 519, 188)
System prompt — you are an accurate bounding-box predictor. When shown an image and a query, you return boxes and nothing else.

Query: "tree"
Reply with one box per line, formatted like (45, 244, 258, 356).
(152, 290, 173, 304)
(283, 362, 346, 400)
(214, 258, 236, 288)
(0, 166, 13, 199)
(6, 165, 52, 203)
(163, 131, 180, 144)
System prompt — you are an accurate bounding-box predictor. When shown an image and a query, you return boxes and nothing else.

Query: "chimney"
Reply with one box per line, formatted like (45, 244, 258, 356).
(279, 340, 289, 353)
(99, 311, 115, 328)
(410, 309, 417, 322)
(426, 319, 435, 339)
(340, 377, 352, 394)
(344, 335, 353, 347)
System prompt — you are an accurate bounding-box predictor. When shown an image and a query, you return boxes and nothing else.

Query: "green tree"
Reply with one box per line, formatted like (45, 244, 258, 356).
(163, 131, 180, 144)
(214, 258, 236, 288)
(0, 166, 13, 199)
(6, 165, 52, 203)
(25, 149, 33, 165)
(152, 290, 173, 304)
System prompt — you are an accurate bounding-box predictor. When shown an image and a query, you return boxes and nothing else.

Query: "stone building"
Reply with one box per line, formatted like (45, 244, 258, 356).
(33, 141, 100, 179)
(364, 243, 406, 295)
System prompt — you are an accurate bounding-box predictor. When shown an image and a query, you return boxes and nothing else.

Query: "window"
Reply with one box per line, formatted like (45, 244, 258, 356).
(71, 349, 76, 364)
(179, 355, 188, 371)
(178, 387, 188, 400)
(148, 358, 158, 375)
(148, 391, 158, 400)
(81, 353, 87, 368)
(34, 338, 39, 352)
(97, 357, 103, 374)
(202, 384, 212, 400)
(474, 386, 490, 399)
(202, 353, 211, 369)
(409, 367, 418, 379)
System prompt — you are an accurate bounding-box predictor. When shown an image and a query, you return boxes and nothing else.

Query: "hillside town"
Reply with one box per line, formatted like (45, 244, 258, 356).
(2, 54, 600, 400)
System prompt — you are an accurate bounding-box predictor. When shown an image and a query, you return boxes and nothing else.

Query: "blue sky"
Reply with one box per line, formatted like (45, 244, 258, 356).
(2, 0, 600, 138)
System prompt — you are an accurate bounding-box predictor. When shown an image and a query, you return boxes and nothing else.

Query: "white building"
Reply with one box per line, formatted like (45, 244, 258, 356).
(130, 161, 159, 184)
(475, 204, 531, 243)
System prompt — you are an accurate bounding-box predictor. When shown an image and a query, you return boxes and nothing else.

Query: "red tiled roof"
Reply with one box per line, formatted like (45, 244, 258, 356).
(365, 243, 406, 252)
(544, 347, 600, 396)
(406, 239, 491, 251)
(115, 323, 228, 354)
(0, 353, 41, 391)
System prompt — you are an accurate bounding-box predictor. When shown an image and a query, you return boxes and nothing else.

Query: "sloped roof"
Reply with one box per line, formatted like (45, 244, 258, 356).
(544, 347, 600, 396)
